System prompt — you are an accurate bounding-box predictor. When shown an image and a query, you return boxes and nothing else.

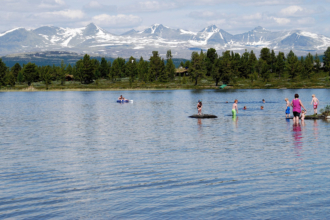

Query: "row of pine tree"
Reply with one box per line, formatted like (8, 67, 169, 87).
(0, 47, 330, 88)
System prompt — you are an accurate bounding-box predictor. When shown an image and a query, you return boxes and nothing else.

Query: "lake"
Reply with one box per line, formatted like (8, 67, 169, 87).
(1, 89, 330, 219)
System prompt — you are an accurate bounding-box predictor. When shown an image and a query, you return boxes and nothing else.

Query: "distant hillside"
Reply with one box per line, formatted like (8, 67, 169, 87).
(1, 51, 189, 68)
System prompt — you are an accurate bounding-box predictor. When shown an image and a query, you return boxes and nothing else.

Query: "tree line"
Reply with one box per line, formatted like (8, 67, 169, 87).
(0, 47, 330, 88)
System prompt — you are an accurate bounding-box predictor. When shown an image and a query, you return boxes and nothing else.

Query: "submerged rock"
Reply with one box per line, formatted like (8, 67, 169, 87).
(189, 114, 217, 118)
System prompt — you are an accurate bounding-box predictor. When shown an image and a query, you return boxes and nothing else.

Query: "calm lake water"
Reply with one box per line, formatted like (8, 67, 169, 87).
(1, 89, 330, 219)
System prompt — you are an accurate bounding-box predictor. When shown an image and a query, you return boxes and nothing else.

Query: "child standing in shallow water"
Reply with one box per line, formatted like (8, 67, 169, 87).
(232, 100, 238, 117)
(301, 110, 306, 121)
(311, 94, 319, 115)
(197, 100, 202, 115)
(285, 98, 290, 118)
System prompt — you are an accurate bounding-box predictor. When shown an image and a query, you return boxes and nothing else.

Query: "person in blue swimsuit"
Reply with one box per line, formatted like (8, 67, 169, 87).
(285, 98, 290, 118)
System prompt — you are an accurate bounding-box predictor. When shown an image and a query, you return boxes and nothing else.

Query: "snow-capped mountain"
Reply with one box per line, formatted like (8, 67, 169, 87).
(0, 23, 329, 59)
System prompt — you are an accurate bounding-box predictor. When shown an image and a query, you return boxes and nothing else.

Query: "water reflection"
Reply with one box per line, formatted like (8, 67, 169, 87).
(232, 116, 238, 128)
(292, 123, 303, 157)
(313, 120, 318, 140)
(197, 119, 202, 131)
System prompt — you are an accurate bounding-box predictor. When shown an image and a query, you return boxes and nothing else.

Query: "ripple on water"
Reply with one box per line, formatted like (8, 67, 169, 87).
(0, 89, 330, 219)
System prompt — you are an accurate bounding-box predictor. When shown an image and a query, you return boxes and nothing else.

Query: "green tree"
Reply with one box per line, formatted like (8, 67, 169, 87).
(158, 58, 167, 82)
(247, 50, 257, 76)
(0, 58, 8, 86)
(239, 50, 250, 78)
(212, 57, 222, 86)
(276, 52, 285, 78)
(166, 50, 173, 60)
(110, 59, 121, 81)
(260, 48, 271, 65)
(4, 70, 15, 87)
(11, 63, 22, 79)
(323, 47, 330, 75)
(149, 51, 162, 82)
(221, 51, 234, 84)
(81, 54, 95, 84)
(165, 57, 176, 81)
(303, 55, 314, 79)
(137, 57, 149, 82)
(286, 53, 300, 79)
(44, 70, 51, 90)
(314, 53, 321, 73)
(126, 56, 137, 86)
(17, 71, 24, 84)
(205, 48, 218, 76)
(270, 49, 276, 72)
(189, 50, 206, 85)
(23, 62, 38, 86)
(99, 57, 109, 78)
(59, 60, 66, 85)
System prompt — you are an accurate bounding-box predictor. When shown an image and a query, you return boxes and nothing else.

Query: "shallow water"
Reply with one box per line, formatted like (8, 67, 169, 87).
(1, 89, 330, 219)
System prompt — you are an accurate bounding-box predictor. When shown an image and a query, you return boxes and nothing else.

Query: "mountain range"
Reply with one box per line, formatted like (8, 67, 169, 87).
(1, 23, 329, 59)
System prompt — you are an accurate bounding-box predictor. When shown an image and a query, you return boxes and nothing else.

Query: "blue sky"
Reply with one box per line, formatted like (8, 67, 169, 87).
(0, 0, 330, 35)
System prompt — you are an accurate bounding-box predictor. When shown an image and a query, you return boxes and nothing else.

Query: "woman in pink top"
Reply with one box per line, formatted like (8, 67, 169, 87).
(291, 94, 307, 124)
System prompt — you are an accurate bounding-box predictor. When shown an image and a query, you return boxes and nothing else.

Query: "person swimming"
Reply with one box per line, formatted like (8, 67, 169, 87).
(197, 100, 202, 115)
(243, 106, 247, 110)
(118, 95, 128, 100)
(261, 106, 264, 110)
(262, 99, 265, 103)
(232, 100, 238, 117)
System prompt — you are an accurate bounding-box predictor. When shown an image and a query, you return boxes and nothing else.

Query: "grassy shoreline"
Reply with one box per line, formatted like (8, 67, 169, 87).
(1, 76, 330, 92)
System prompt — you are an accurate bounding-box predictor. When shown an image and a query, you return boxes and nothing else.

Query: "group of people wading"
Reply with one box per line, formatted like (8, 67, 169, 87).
(197, 94, 320, 124)
(285, 94, 319, 124)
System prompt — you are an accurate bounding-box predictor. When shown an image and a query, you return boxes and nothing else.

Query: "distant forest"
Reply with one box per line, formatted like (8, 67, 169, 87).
(0, 47, 330, 89)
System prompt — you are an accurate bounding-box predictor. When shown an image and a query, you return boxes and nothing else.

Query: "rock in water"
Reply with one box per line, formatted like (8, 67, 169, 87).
(189, 114, 217, 118)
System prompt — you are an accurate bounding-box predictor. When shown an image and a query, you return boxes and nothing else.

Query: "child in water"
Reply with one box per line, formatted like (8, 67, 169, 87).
(301, 110, 306, 121)
(285, 98, 290, 118)
(311, 94, 319, 115)
(261, 106, 264, 110)
(232, 100, 238, 116)
(197, 100, 202, 115)
(243, 106, 247, 110)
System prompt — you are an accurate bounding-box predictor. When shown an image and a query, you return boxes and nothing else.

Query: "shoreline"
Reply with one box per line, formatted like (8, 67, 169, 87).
(1, 86, 329, 92)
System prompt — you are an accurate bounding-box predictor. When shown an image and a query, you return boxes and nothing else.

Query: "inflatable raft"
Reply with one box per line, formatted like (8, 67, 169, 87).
(117, 100, 130, 103)
(189, 114, 217, 118)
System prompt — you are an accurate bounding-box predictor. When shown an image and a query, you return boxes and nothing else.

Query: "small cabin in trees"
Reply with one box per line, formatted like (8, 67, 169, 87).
(65, 75, 74, 81)
(176, 67, 189, 76)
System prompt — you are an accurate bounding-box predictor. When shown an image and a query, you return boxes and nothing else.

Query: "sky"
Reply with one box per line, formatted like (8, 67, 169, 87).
(0, 0, 330, 36)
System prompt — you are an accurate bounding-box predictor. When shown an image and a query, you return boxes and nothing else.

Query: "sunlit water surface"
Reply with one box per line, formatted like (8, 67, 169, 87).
(1, 89, 330, 219)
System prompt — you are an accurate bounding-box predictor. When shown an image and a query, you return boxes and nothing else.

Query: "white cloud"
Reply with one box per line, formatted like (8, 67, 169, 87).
(189, 11, 217, 19)
(83, 1, 117, 13)
(273, 17, 291, 24)
(38, 10, 85, 20)
(174, 0, 304, 6)
(92, 14, 143, 28)
(242, 13, 263, 20)
(297, 17, 316, 25)
(39, 0, 67, 9)
(119, 1, 178, 13)
(0, 0, 68, 12)
(280, 5, 326, 17)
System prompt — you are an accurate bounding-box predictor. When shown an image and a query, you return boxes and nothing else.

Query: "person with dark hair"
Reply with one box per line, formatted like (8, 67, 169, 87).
(291, 94, 307, 124)
(197, 100, 202, 115)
